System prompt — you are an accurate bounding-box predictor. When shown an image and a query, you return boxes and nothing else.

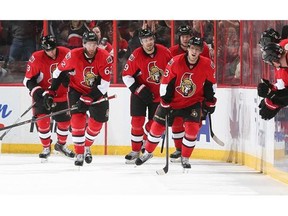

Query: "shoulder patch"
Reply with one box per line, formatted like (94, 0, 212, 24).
(65, 52, 71, 60)
(106, 55, 113, 64)
(128, 54, 135, 61)
(168, 58, 174, 66)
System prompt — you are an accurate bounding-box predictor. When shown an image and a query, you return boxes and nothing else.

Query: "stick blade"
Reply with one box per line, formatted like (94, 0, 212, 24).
(156, 169, 166, 175)
(212, 134, 225, 146)
(156, 165, 168, 175)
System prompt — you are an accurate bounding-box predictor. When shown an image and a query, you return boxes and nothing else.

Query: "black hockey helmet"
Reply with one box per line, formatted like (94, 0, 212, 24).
(177, 25, 192, 36)
(259, 28, 281, 49)
(188, 36, 204, 49)
(138, 28, 154, 39)
(41, 35, 57, 51)
(82, 31, 98, 44)
(261, 42, 284, 65)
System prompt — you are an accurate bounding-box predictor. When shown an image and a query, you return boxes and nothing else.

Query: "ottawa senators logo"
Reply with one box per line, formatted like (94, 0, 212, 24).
(146, 61, 163, 84)
(81, 66, 97, 88)
(48, 63, 58, 84)
(176, 72, 196, 97)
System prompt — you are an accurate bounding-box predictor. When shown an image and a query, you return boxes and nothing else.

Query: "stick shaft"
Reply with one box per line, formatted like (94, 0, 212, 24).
(0, 102, 35, 140)
(0, 95, 116, 132)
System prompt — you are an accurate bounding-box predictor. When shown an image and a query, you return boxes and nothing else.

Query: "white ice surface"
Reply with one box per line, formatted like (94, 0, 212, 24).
(0, 153, 287, 216)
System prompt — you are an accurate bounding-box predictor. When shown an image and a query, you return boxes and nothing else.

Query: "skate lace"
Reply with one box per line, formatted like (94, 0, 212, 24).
(62, 145, 72, 153)
(128, 151, 139, 157)
(140, 152, 152, 161)
(181, 157, 189, 164)
(42, 147, 50, 154)
(77, 154, 84, 161)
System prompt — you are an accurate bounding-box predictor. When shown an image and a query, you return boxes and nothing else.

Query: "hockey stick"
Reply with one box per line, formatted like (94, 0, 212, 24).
(160, 132, 165, 153)
(208, 113, 225, 146)
(156, 115, 169, 175)
(0, 94, 117, 132)
(0, 102, 36, 141)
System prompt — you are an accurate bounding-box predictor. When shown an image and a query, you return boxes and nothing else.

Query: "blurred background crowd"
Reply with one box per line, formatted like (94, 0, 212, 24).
(0, 20, 288, 87)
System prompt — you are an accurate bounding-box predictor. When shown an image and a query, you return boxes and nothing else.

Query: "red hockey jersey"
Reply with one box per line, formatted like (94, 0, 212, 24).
(54, 47, 112, 95)
(161, 53, 216, 109)
(122, 44, 173, 102)
(24, 46, 70, 102)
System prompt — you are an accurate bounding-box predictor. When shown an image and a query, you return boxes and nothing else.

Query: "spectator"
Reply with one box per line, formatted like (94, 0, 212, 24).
(142, 20, 171, 48)
(124, 21, 141, 59)
(64, 20, 90, 49)
(5, 21, 41, 66)
(92, 25, 113, 56)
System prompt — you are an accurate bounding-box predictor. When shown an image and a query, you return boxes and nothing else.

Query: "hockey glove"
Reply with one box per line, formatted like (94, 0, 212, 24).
(43, 89, 56, 111)
(203, 97, 217, 114)
(257, 79, 274, 98)
(203, 80, 215, 101)
(153, 104, 170, 126)
(59, 71, 70, 88)
(30, 86, 44, 103)
(134, 84, 154, 105)
(258, 98, 281, 120)
(76, 95, 93, 113)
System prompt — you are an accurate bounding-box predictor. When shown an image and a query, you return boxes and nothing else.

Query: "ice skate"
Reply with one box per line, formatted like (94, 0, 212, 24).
(181, 157, 191, 173)
(125, 151, 140, 164)
(135, 150, 153, 166)
(74, 154, 84, 167)
(39, 146, 51, 162)
(54, 143, 75, 158)
(170, 149, 181, 163)
(84, 147, 92, 164)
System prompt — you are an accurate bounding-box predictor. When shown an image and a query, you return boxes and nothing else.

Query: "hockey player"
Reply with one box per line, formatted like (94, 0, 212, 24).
(43, 31, 112, 166)
(169, 25, 213, 161)
(258, 42, 288, 120)
(135, 37, 217, 169)
(23, 35, 75, 160)
(122, 28, 173, 163)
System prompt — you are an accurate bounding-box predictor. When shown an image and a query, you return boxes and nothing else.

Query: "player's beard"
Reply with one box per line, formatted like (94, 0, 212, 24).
(84, 48, 96, 58)
(143, 44, 154, 54)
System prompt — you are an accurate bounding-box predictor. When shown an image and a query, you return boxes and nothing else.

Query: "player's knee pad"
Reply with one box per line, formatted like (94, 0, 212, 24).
(36, 114, 51, 132)
(56, 121, 70, 140)
(150, 121, 165, 137)
(144, 119, 153, 134)
(71, 113, 86, 129)
(71, 113, 86, 137)
(87, 118, 103, 135)
(184, 121, 200, 141)
(172, 117, 184, 132)
(131, 116, 145, 130)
